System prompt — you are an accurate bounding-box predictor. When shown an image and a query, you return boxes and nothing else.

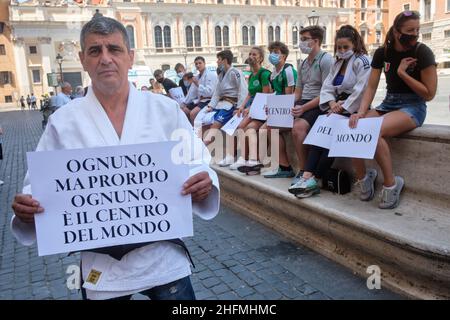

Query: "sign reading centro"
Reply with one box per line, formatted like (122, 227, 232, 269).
(26, 142, 192, 256)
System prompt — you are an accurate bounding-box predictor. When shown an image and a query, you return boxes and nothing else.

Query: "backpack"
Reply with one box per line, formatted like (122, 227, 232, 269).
(269, 63, 296, 93)
(323, 168, 351, 195)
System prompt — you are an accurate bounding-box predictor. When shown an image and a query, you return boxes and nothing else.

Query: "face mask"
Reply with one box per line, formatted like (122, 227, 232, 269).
(156, 78, 164, 83)
(268, 53, 280, 66)
(177, 72, 184, 78)
(183, 80, 191, 88)
(217, 64, 225, 73)
(299, 40, 312, 54)
(398, 32, 419, 49)
(336, 50, 354, 60)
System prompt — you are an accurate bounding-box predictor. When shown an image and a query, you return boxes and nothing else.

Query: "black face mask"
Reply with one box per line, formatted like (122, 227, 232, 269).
(398, 32, 419, 49)
(156, 78, 164, 83)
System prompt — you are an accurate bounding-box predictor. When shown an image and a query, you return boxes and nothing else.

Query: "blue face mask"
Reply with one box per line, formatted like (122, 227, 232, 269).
(183, 80, 191, 88)
(269, 53, 280, 66)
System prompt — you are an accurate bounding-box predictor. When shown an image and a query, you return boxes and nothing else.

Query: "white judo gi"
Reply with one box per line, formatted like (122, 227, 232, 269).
(10, 83, 220, 300)
(319, 54, 372, 114)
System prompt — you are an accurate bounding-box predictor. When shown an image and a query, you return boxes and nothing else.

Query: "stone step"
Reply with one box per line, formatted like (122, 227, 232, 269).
(215, 165, 450, 299)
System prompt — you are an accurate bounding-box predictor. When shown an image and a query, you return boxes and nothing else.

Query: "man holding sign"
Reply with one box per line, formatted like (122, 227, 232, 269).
(11, 17, 219, 300)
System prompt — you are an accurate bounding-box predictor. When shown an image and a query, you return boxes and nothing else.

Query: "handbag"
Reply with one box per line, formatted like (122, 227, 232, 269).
(323, 168, 351, 195)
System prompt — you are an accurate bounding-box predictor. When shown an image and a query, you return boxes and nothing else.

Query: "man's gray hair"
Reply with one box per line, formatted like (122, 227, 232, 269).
(80, 16, 130, 52)
(61, 82, 72, 89)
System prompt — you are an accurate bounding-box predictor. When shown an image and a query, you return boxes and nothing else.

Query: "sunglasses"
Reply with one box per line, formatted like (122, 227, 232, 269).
(403, 10, 420, 17)
(337, 45, 351, 50)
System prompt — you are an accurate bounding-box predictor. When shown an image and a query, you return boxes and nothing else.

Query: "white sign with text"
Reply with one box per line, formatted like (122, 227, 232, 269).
(221, 114, 244, 136)
(303, 114, 348, 149)
(328, 117, 383, 159)
(249, 93, 274, 121)
(266, 94, 295, 128)
(169, 87, 186, 105)
(27, 142, 192, 256)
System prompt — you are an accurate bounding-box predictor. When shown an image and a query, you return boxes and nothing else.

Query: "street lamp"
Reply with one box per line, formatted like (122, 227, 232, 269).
(56, 53, 64, 84)
(308, 10, 320, 26)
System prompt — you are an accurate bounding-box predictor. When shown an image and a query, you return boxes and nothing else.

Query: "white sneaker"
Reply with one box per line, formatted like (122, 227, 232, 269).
(218, 155, 235, 167)
(229, 157, 247, 170)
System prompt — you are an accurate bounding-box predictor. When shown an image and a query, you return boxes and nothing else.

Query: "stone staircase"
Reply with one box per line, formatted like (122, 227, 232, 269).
(213, 124, 450, 299)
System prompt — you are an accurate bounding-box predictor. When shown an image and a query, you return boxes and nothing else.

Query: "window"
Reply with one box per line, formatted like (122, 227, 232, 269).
(218, 0, 223, 3)
(223, 26, 230, 49)
(29, 45, 37, 54)
(245, 0, 250, 4)
(447, 0, 450, 12)
(340, 0, 345, 7)
(5, 95, 12, 103)
(0, 44, 5, 55)
(275, 26, 281, 42)
(186, 26, 194, 52)
(445, 30, 450, 38)
(292, 27, 298, 46)
(215, 26, 222, 50)
(242, 26, 249, 45)
(403, 3, 410, 11)
(360, 30, 366, 42)
(322, 26, 327, 44)
(377, 0, 382, 8)
(163, 26, 172, 51)
(126, 25, 135, 49)
(194, 26, 202, 51)
(424, 0, 431, 22)
(271, 0, 276, 5)
(32, 69, 41, 83)
(422, 33, 431, 41)
(376, 30, 381, 43)
(361, 11, 366, 21)
(361, 0, 366, 8)
(155, 26, 163, 52)
(268, 26, 274, 44)
(0, 71, 11, 85)
(250, 26, 256, 45)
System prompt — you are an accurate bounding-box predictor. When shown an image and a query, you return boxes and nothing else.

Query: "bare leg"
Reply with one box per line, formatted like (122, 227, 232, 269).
(374, 111, 416, 187)
(291, 118, 310, 170)
(245, 120, 264, 161)
(189, 107, 201, 125)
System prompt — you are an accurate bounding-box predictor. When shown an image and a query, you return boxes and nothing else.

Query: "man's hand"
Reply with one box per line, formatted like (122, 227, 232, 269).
(206, 106, 213, 113)
(181, 171, 213, 202)
(11, 194, 44, 224)
(236, 107, 245, 117)
(292, 105, 304, 117)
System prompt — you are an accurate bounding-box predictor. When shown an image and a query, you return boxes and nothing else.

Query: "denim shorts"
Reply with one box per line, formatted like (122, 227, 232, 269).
(213, 107, 235, 124)
(375, 93, 427, 127)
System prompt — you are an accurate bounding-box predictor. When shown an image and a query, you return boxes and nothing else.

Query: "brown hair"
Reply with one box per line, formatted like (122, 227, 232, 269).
(383, 10, 420, 54)
(250, 46, 265, 64)
(300, 25, 325, 44)
(334, 25, 367, 56)
(268, 41, 289, 56)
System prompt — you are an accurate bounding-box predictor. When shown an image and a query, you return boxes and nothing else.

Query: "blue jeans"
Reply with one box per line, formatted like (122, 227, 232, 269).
(375, 93, 427, 127)
(82, 276, 196, 300)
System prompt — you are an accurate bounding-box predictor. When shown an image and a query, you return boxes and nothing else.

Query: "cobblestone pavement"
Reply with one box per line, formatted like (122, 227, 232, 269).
(0, 110, 402, 300)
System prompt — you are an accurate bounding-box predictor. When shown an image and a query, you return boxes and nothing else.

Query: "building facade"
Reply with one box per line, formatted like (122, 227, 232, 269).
(6, 0, 355, 101)
(0, 0, 406, 103)
(388, 0, 450, 68)
(0, 1, 19, 108)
